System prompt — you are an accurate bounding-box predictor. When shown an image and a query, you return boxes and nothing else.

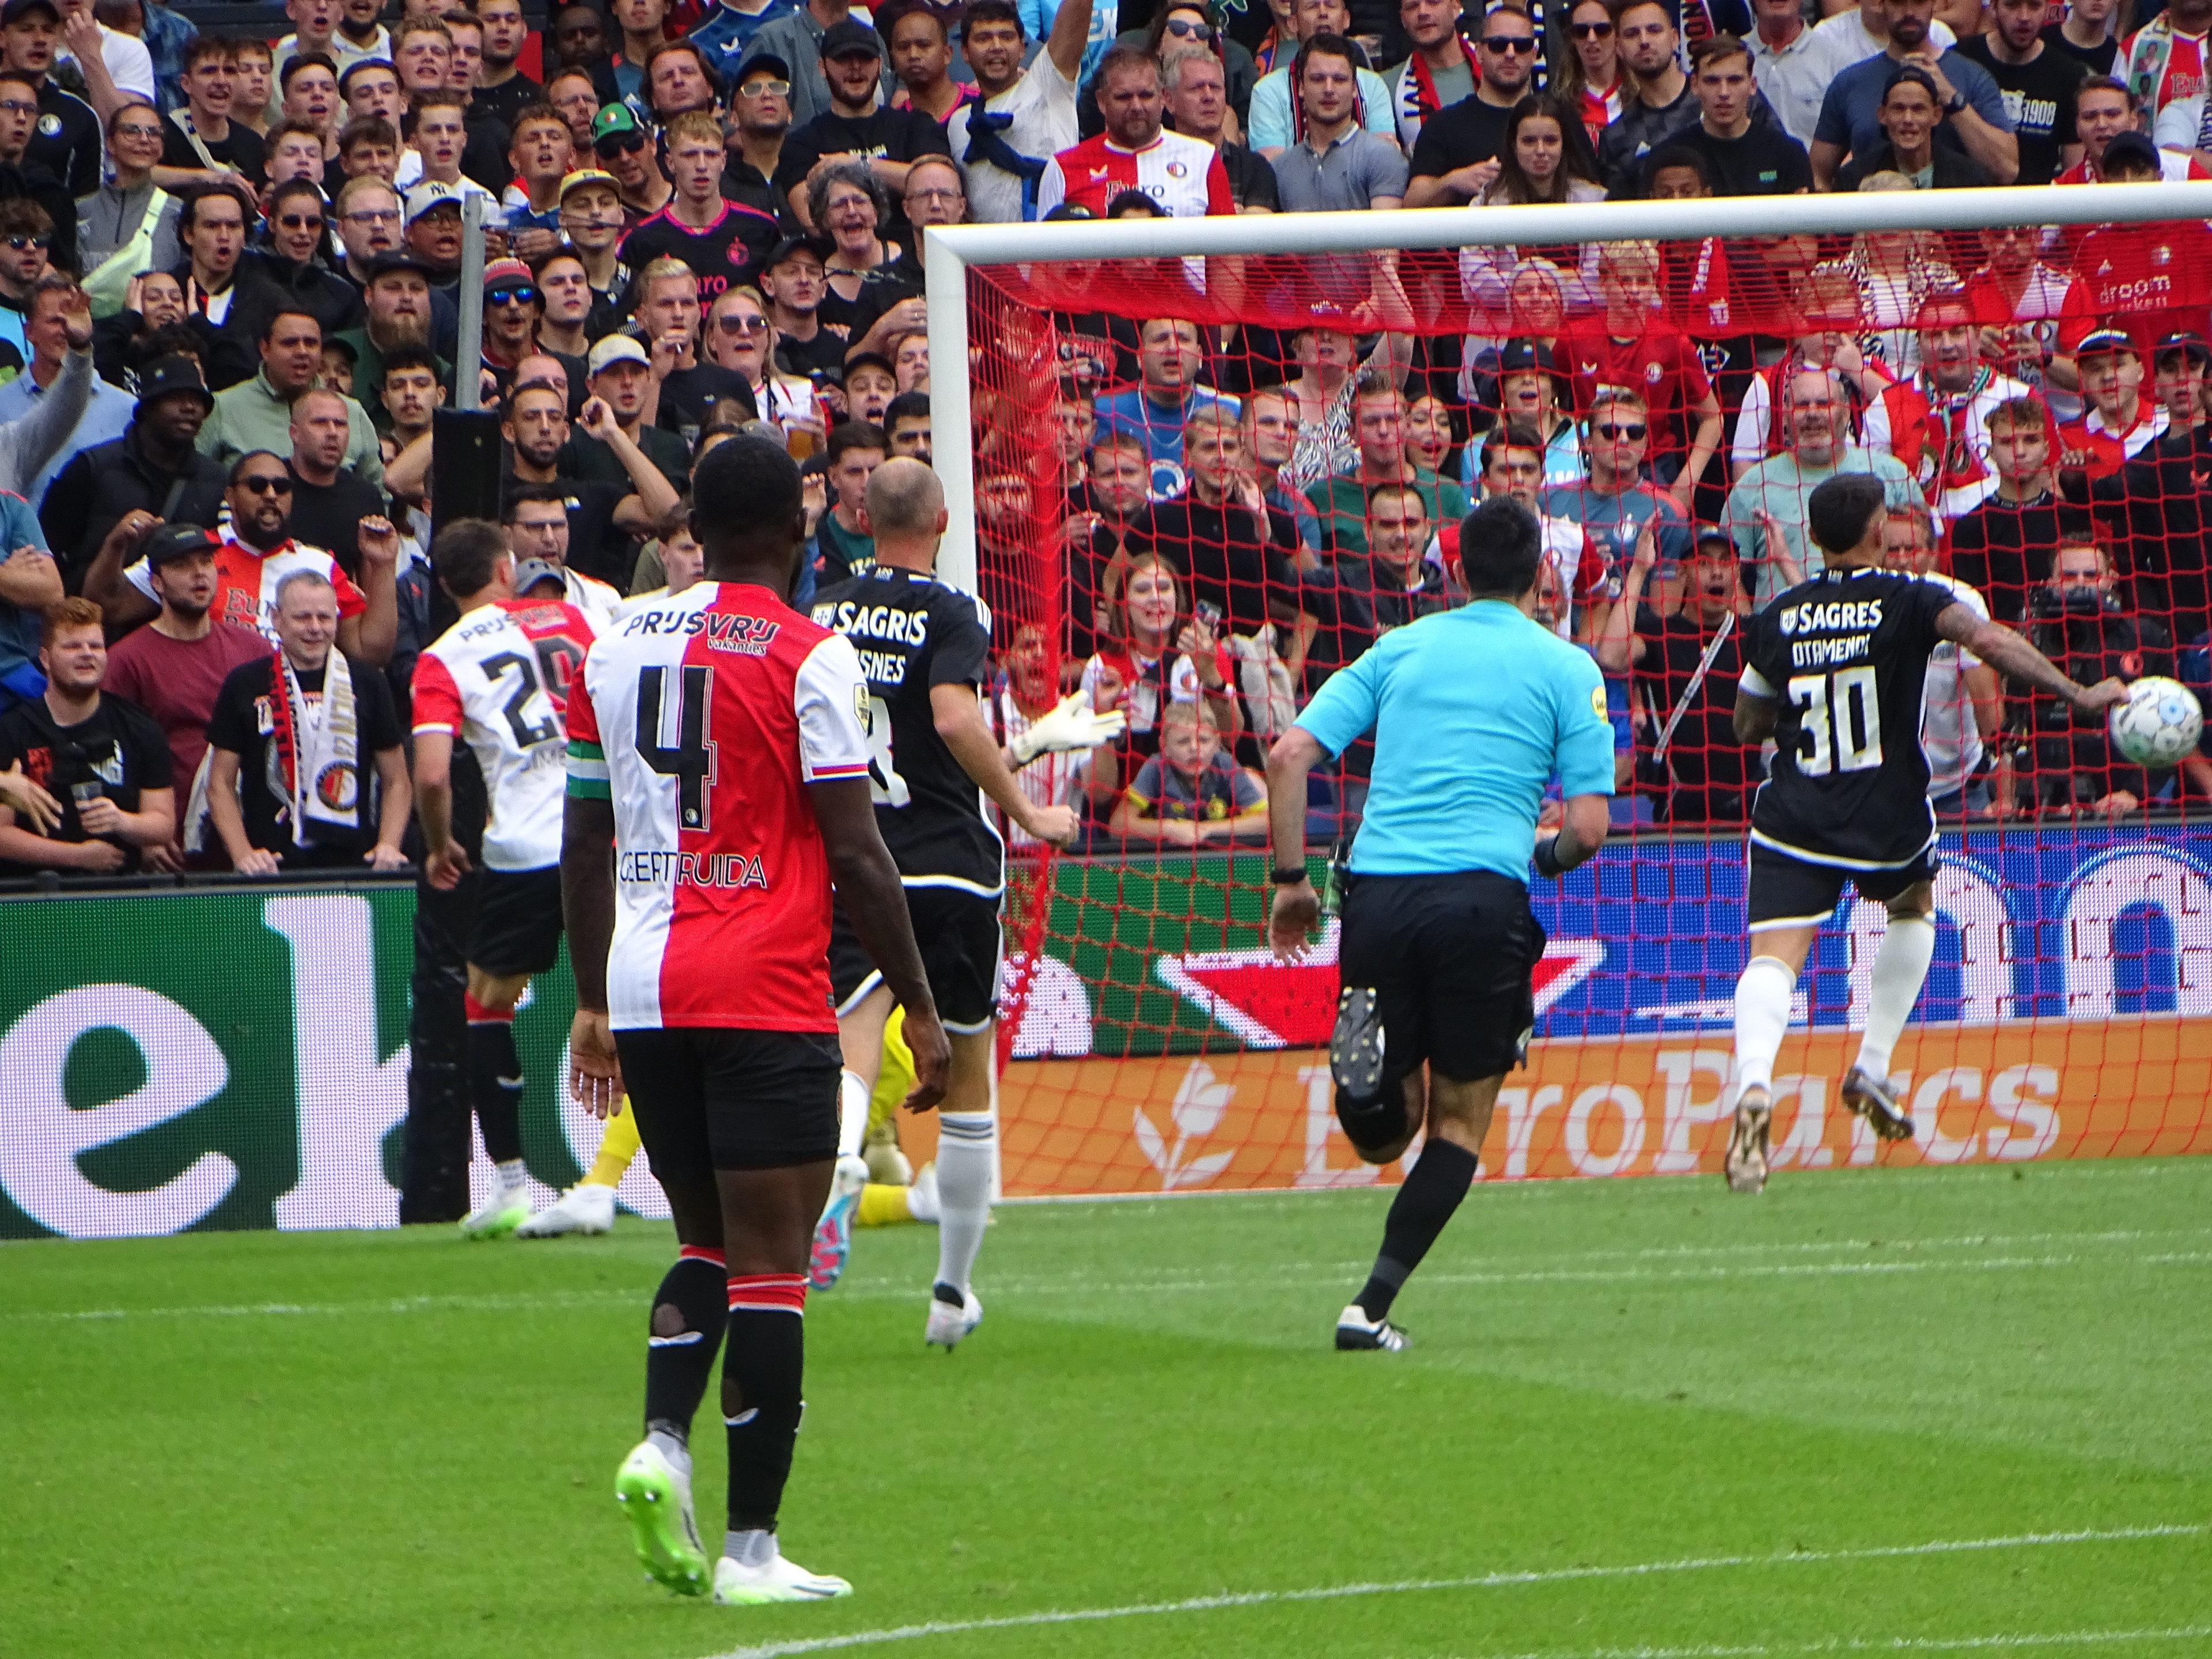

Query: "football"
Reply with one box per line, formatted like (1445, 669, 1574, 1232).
(2108, 676, 2205, 767)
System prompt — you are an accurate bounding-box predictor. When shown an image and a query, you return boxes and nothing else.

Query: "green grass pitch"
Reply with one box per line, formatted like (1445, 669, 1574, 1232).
(4, 1158, 2210, 1659)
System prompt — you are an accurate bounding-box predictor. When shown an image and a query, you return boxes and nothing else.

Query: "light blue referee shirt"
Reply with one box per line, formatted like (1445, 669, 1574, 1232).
(1296, 599, 1615, 881)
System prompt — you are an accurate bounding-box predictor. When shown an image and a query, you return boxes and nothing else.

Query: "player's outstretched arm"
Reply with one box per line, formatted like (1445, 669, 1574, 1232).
(931, 681, 1078, 847)
(808, 776, 952, 1113)
(1941, 605, 2130, 716)
(561, 794, 624, 1116)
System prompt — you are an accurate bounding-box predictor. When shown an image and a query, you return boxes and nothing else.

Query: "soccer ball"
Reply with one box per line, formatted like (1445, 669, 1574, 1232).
(2108, 676, 2204, 767)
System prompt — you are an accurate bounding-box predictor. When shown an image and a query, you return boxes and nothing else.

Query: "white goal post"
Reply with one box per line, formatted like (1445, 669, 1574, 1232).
(922, 179, 2212, 593)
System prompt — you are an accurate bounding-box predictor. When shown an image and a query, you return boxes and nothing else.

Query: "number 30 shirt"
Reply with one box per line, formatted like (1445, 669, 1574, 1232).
(810, 565, 1002, 898)
(565, 580, 871, 1032)
(1739, 566, 1958, 870)
(411, 596, 596, 872)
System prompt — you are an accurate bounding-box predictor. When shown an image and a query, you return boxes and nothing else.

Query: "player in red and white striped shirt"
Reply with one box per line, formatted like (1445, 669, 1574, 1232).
(1036, 45, 1233, 218)
(563, 434, 948, 1607)
(410, 519, 597, 1239)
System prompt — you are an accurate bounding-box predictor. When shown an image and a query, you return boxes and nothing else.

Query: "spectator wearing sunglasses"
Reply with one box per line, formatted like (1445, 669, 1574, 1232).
(719, 52, 793, 220)
(0, 67, 76, 274)
(0, 194, 53, 376)
(1136, 2, 1256, 126)
(1541, 386, 1693, 596)
(1403, 0, 1539, 203)
(588, 101, 672, 229)
(475, 254, 547, 396)
(238, 175, 363, 340)
(747, 0, 889, 128)
(199, 306, 385, 490)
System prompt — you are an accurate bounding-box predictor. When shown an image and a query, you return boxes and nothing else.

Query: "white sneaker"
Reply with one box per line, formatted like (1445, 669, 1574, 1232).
(517, 1182, 617, 1238)
(712, 1549, 853, 1604)
(1334, 1302, 1408, 1352)
(807, 1156, 870, 1290)
(459, 1185, 529, 1239)
(614, 1439, 710, 1596)
(924, 1283, 982, 1350)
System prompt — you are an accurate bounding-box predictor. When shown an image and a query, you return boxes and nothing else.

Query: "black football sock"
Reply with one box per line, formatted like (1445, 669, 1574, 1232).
(644, 1247, 728, 1452)
(1355, 1138, 1479, 1321)
(723, 1275, 808, 1534)
(463, 1002, 524, 1165)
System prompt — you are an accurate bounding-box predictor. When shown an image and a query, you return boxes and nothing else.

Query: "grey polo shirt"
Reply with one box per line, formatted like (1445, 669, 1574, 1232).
(1268, 124, 1409, 214)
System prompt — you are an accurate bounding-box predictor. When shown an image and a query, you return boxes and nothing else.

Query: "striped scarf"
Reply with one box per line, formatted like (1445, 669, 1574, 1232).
(268, 647, 362, 844)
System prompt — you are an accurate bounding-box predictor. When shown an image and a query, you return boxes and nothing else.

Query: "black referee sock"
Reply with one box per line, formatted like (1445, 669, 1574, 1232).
(1355, 1139, 1479, 1322)
(644, 1248, 728, 1445)
(723, 1276, 808, 1533)
(464, 1012, 524, 1165)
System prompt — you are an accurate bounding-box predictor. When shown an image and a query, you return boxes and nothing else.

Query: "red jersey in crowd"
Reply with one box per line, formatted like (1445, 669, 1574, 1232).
(2069, 219, 2212, 355)
(2055, 403, 2169, 479)
(1036, 129, 1232, 219)
(1562, 320, 1716, 454)
(122, 532, 366, 645)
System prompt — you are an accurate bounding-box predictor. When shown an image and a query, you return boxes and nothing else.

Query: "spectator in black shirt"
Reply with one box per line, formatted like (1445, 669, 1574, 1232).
(7, 0, 99, 197)
(1948, 395, 2087, 627)
(777, 18, 951, 230)
(884, 388, 930, 462)
(762, 234, 843, 380)
(500, 376, 681, 585)
(634, 256, 757, 440)
(157, 33, 267, 191)
(1404, 0, 1539, 206)
(1646, 35, 1810, 197)
(2042, 0, 2117, 77)
(2078, 334, 2212, 642)
(1832, 66, 1993, 191)
(1320, 479, 1453, 676)
(1958, 0, 2085, 187)
(721, 54, 793, 220)
(0, 67, 74, 274)
(1162, 45, 1278, 212)
(563, 331, 692, 491)
(0, 596, 173, 874)
(286, 387, 386, 565)
(618, 108, 780, 302)
(204, 565, 411, 870)
(472, 0, 545, 132)
(1127, 403, 1305, 647)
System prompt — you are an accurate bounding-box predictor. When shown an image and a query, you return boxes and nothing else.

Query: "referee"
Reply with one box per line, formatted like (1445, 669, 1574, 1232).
(1268, 498, 1615, 1352)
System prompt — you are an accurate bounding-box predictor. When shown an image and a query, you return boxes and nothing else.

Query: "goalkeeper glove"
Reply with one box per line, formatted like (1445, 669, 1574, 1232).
(1009, 693, 1127, 766)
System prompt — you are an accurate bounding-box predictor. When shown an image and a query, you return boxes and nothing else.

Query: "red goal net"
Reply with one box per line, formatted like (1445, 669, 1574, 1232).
(950, 206, 2212, 1198)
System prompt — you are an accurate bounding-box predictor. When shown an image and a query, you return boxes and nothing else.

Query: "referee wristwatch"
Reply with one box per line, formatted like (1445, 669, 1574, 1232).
(1270, 865, 1311, 885)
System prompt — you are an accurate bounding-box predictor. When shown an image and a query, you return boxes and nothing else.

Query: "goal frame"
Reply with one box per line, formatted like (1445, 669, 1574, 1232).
(923, 179, 2212, 592)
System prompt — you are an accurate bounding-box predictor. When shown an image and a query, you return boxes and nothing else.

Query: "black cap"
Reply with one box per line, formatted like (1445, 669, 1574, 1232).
(2156, 329, 2211, 366)
(144, 524, 221, 567)
(736, 50, 791, 81)
(363, 249, 434, 283)
(1040, 202, 1094, 222)
(844, 349, 895, 381)
(820, 18, 881, 59)
(763, 233, 824, 272)
(135, 354, 212, 410)
(1692, 525, 1734, 552)
(0, 0, 61, 22)
(2076, 326, 2139, 359)
(2102, 131, 2161, 173)
(1496, 337, 1566, 381)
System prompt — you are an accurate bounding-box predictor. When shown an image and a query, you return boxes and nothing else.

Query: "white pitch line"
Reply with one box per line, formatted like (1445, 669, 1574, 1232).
(701, 1525, 2208, 1659)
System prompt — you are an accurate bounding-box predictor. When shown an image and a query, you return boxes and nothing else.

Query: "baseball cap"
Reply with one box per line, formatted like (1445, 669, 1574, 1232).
(363, 249, 434, 283)
(2156, 329, 2211, 366)
(2101, 131, 2161, 174)
(1040, 203, 1094, 222)
(590, 103, 644, 143)
(587, 334, 651, 374)
(1691, 525, 1734, 553)
(557, 166, 620, 200)
(403, 180, 465, 225)
(482, 256, 533, 290)
(2076, 326, 2139, 359)
(0, 0, 60, 23)
(135, 354, 212, 411)
(820, 18, 882, 59)
(763, 233, 824, 273)
(512, 558, 567, 596)
(1496, 337, 1566, 381)
(143, 524, 222, 567)
(736, 50, 791, 82)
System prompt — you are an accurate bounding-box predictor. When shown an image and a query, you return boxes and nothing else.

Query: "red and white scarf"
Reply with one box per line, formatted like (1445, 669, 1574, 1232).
(268, 647, 362, 844)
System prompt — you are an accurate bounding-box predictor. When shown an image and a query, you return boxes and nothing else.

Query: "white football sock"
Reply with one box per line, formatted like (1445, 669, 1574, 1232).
(933, 1112, 994, 1295)
(494, 1157, 527, 1194)
(1854, 914, 1936, 1084)
(1732, 955, 1797, 1096)
(837, 1069, 869, 1161)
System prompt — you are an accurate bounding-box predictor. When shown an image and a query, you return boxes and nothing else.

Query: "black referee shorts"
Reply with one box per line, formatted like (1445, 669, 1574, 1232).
(615, 1027, 843, 1180)
(468, 865, 564, 978)
(1337, 869, 1547, 1086)
(827, 885, 1003, 1035)
(1745, 840, 1940, 933)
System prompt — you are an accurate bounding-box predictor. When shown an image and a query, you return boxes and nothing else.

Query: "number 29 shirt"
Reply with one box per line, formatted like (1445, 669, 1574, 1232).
(565, 580, 872, 1032)
(810, 566, 1003, 899)
(1739, 566, 1958, 870)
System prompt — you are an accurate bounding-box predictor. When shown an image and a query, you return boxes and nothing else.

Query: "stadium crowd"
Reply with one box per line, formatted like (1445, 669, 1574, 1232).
(1, 0, 2211, 874)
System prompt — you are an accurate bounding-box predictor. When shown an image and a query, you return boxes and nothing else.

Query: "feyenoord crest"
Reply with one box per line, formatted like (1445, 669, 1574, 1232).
(315, 762, 358, 811)
(36, 113, 58, 137)
(1165, 160, 1188, 179)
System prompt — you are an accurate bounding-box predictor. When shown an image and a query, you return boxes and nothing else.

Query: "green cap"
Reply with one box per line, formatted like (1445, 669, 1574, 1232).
(590, 102, 643, 142)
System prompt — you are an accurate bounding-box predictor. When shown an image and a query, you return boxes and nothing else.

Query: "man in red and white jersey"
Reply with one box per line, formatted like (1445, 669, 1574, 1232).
(562, 433, 947, 1608)
(410, 518, 598, 1240)
(89, 450, 400, 666)
(1862, 292, 2032, 522)
(2066, 142, 2212, 350)
(2055, 327, 2169, 477)
(1036, 45, 1232, 218)
(1964, 223, 2096, 421)
(2054, 77, 2211, 181)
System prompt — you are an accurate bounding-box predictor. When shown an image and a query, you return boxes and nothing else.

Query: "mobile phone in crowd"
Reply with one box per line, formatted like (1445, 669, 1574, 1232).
(1195, 600, 1224, 632)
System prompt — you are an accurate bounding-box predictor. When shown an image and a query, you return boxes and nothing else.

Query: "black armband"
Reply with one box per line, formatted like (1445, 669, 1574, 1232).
(1533, 836, 1567, 880)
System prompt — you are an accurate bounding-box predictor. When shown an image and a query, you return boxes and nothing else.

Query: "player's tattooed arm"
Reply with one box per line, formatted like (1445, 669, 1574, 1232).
(1732, 686, 1777, 745)
(808, 777, 952, 1112)
(562, 794, 624, 1115)
(1940, 604, 2130, 715)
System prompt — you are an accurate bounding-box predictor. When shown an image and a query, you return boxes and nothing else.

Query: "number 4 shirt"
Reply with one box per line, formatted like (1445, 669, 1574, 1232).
(412, 597, 597, 871)
(565, 580, 870, 1032)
